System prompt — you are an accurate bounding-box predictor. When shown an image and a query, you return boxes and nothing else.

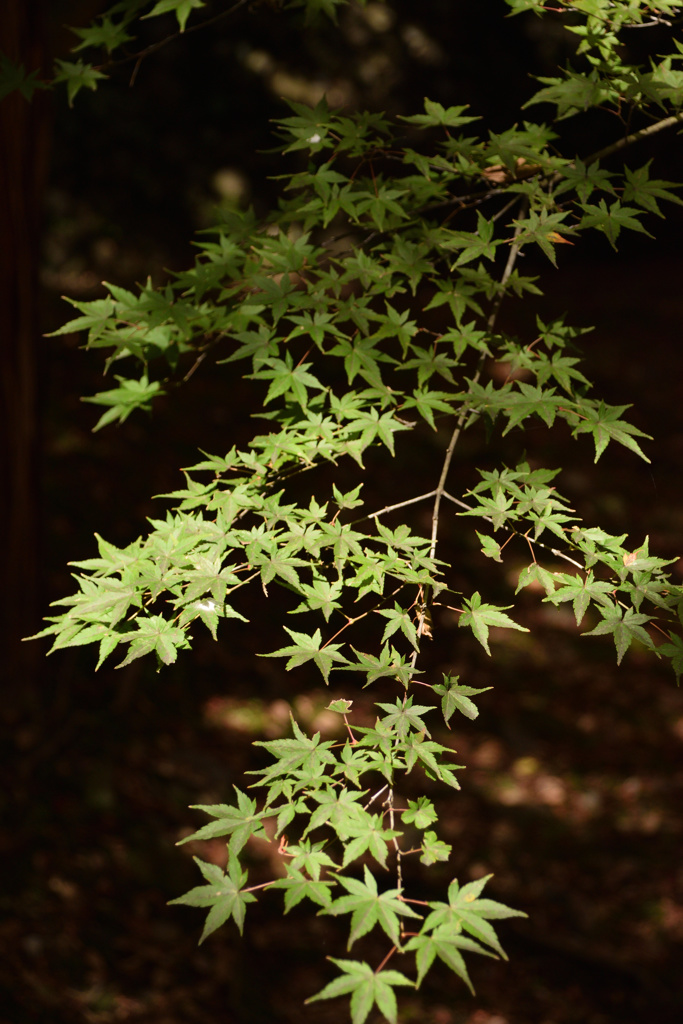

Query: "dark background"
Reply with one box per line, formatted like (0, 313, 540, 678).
(2, 2, 683, 1023)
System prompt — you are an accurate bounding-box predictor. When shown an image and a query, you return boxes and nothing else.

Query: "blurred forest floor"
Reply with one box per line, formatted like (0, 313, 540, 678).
(3, 3, 683, 1023)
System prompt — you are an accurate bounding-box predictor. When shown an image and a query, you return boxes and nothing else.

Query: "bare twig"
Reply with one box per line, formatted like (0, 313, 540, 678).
(441, 490, 585, 571)
(427, 216, 525, 567)
(364, 784, 388, 811)
(366, 489, 437, 520)
(94, 0, 251, 76)
(585, 111, 683, 166)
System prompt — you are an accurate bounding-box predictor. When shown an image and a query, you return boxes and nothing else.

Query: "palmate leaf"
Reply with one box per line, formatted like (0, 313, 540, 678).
(177, 787, 273, 857)
(582, 602, 655, 664)
(281, 839, 338, 881)
(404, 924, 495, 991)
(578, 199, 652, 247)
(543, 570, 614, 625)
(271, 867, 336, 912)
(401, 732, 461, 783)
(251, 715, 338, 785)
(375, 696, 435, 739)
(402, 796, 438, 830)
(340, 811, 403, 869)
(516, 562, 557, 599)
(262, 626, 349, 683)
(251, 352, 326, 409)
(0, 55, 48, 102)
(169, 855, 256, 941)
(658, 632, 683, 682)
(570, 400, 651, 462)
(307, 957, 414, 1024)
(117, 614, 190, 667)
(82, 374, 166, 431)
(53, 58, 108, 106)
(344, 643, 417, 687)
(69, 14, 134, 54)
(324, 865, 422, 948)
(142, 0, 205, 32)
(458, 592, 529, 655)
(422, 875, 527, 960)
(305, 785, 367, 839)
(433, 675, 492, 724)
(419, 830, 452, 866)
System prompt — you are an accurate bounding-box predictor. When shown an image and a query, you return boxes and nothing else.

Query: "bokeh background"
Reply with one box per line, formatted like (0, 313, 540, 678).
(3, 3, 683, 1023)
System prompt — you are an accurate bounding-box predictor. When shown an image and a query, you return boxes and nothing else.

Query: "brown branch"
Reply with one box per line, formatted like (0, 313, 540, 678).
(441, 490, 585, 571)
(427, 216, 525, 568)
(94, 0, 251, 76)
(585, 111, 683, 166)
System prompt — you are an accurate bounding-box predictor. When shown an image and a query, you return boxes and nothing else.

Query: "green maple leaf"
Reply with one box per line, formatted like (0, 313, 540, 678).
(251, 352, 325, 409)
(401, 732, 458, 781)
(516, 563, 557, 599)
(502, 382, 561, 432)
(305, 786, 367, 839)
(262, 626, 349, 683)
(402, 796, 438, 830)
(142, 0, 205, 32)
(325, 865, 421, 947)
(177, 787, 272, 857)
(579, 199, 652, 247)
(658, 632, 683, 682)
(404, 924, 495, 991)
(341, 812, 403, 869)
(46, 297, 116, 339)
(543, 570, 614, 625)
(291, 578, 344, 621)
(345, 643, 417, 688)
(169, 855, 256, 941)
(419, 831, 452, 866)
(623, 162, 683, 217)
(117, 614, 189, 667)
(69, 15, 134, 54)
(399, 98, 477, 128)
(53, 58, 107, 106)
(476, 531, 503, 562)
(376, 603, 420, 650)
(306, 957, 414, 1024)
(375, 696, 434, 739)
(251, 716, 338, 783)
(271, 867, 335, 912)
(283, 839, 338, 881)
(0, 55, 48, 101)
(82, 374, 165, 431)
(458, 592, 529, 655)
(570, 400, 651, 462)
(582, 603, 654, 664)
(422, 875, 527, 959)
(433, 675, 492, 724)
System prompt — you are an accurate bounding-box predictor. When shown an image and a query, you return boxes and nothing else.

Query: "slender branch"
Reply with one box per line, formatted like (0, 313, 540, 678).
(364, 784, 388, 811)
(243, 879, 278, 894)
(374, 946, 397, 974)
(399, 217, 529, 667)
(427, 216, 526, 567)
(320, 585, 403, 650)
(441, 490, 585, 571)
(365, 489, 437, 521)
(95, 0, 251, 75)
(385, 787, 403, 891)
(181, 350, 207, 383)
(623, 16, 675, 28)
(585, 111, 683, 166)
